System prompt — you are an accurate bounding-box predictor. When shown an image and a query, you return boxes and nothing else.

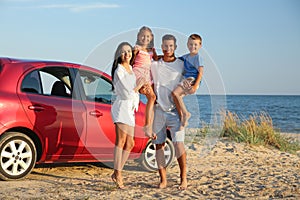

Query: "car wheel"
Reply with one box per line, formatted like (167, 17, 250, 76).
(140, 138, 175, 172)
(0, 132, 37, 181)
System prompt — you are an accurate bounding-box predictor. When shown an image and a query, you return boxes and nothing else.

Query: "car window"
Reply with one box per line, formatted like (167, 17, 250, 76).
(79, 70, 112, 104)
(21, 70, 42, 94)
(21, 67, 72, 98)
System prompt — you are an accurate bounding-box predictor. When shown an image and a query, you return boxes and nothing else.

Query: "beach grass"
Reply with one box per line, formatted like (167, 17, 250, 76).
(220, 110, 300, 153)
(187, 110, 300, 154)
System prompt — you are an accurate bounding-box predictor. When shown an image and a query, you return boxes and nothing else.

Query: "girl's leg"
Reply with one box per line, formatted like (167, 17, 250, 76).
(141, 84, 156, 137)
(172, 86, 190, 129)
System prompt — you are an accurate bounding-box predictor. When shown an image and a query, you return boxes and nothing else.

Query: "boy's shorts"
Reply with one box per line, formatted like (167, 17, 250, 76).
(180, 77, 195, 86)
(152, 105, 185, 144)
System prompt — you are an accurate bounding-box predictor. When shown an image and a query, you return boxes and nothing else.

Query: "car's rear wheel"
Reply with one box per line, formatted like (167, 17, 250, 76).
(0, 132, 36, 180)
(140, 138, 175, 171)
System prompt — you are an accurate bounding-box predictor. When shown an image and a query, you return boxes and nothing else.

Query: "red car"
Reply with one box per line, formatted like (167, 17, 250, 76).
(0, 57, 174, 180)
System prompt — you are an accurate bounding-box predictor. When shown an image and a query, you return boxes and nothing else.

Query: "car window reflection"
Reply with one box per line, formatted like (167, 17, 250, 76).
(21, 66, 72, 98)
(79, 70, 112, 104)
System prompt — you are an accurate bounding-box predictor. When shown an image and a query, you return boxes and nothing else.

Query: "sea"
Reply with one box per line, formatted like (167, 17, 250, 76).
(183, 95, 300, 134)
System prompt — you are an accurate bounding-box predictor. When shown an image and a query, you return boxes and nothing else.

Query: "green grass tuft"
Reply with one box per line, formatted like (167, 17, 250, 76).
(220, 110, 300, 153)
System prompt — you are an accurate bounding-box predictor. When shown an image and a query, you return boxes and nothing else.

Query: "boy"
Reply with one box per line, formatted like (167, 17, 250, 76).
(172, 34, 204, 130)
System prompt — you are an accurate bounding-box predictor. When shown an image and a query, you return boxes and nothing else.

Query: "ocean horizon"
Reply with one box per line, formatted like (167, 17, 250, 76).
(184, 94, 300, 134)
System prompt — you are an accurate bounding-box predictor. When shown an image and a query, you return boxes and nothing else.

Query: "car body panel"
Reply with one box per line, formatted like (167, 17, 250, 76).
(17, 92, 87, 161)
(0, 57, 148, 163)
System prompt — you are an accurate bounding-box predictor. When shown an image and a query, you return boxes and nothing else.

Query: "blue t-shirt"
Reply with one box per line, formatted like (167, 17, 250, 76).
(180, 53, 204, 79)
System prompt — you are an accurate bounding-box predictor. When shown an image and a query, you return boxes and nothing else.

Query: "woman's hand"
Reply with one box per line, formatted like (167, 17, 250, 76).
(139, 83, 151, 95)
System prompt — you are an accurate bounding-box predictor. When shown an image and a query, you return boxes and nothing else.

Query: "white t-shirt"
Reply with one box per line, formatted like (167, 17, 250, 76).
(151, 58, 184, 112)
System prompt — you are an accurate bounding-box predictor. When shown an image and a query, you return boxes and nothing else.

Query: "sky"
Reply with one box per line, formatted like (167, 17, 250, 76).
(1, 0, 300, 95)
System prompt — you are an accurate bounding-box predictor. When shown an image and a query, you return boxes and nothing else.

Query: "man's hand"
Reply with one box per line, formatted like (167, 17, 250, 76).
(182, 79, 192, 90)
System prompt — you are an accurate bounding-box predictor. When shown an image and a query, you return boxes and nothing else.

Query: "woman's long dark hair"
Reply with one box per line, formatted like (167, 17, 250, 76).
(111, 42, 133, 91)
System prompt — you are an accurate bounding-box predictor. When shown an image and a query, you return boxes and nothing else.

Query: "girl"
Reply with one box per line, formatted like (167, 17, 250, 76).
(131, 26, 157, 138)
(111, 42, 145, 189)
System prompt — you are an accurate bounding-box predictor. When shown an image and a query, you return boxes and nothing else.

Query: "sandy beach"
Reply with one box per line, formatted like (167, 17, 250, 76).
(0, 132, 299, 200)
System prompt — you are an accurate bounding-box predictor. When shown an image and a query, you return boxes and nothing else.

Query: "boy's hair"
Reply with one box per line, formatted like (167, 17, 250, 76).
(162, 34, 177, 44)
(189, 34, 202, 42)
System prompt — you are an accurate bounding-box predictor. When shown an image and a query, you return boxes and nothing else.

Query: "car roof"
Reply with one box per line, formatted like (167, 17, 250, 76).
(0, 57, 111, 79)
(0, 57, 71, 64)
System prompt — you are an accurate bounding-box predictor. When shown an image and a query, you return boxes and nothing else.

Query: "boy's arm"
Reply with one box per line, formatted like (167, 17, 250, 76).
(190, 66, 203, 93)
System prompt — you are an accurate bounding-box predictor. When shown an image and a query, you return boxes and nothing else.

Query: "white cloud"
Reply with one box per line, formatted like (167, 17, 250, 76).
(37, 3, 120, 12)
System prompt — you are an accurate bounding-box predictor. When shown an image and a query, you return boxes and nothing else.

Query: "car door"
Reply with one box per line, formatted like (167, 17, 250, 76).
(76, 69, 115, 160)
(18, 66, 87, 161)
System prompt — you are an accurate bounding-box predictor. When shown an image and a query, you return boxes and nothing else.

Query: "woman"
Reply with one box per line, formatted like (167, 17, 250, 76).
(111, 42, 145, 189)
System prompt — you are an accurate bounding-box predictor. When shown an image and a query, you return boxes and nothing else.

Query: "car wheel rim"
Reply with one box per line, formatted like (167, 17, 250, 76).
(145, 142, 171, 170)
(0, 139, 33, 176)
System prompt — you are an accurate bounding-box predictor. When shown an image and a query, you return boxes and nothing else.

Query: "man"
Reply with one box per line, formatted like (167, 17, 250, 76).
(150, 34, 188, 190)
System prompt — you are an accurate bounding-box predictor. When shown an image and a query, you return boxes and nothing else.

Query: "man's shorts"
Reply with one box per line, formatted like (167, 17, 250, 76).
(152, 105, 185, 144)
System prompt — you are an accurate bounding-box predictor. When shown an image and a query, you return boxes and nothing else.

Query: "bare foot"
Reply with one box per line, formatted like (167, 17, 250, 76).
(178, 178, 188, 190)
(158, 181, 167, 189)
(179, 125, 184, 131)
(181, 112, 191, 128)
(111, 173, 125, 189)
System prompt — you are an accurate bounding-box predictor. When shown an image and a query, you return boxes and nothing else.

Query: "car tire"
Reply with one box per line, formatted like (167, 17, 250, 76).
(0, 132, 37, 181)
(140, 138, 175, 172)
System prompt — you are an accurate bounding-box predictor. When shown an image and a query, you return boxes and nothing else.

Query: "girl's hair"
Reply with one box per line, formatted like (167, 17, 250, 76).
(135, 26, 154, 49)
(111, 42, 133, 91)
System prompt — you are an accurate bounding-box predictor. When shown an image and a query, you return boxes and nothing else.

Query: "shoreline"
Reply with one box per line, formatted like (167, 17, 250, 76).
(280, 132, 300, 142)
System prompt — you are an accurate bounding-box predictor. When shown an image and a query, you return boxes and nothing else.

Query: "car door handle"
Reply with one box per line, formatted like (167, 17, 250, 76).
(28, 105, 45, 112)
(89, 110, 103, 117)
